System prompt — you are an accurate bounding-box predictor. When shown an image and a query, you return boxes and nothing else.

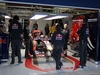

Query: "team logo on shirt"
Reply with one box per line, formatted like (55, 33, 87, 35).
(0, 38, 6, 44)
(56, 34, 62, 40)
(12, 24, 18, 29)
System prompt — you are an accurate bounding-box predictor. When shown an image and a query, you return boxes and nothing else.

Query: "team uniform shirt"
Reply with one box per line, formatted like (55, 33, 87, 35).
(9, 21, 23, 40)
(24, 25, 30, 40)
(51, 31, 64, 47)
(62, 28, 69, 43)
(77, 23, 89, 41)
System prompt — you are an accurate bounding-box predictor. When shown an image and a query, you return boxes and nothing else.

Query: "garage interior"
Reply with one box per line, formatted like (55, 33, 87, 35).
(0, 2, 98, 33)
(0, 2, 99, 60)
(0, 2, 100, 75)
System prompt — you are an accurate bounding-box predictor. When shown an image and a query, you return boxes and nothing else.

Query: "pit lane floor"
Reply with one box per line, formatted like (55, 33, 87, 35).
(0, 49, 100, 75)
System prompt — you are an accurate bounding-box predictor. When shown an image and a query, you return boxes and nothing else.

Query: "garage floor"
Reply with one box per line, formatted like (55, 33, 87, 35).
(0, 49, 100, 75)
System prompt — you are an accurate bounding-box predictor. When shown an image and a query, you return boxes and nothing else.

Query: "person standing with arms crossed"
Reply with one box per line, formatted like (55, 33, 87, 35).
(9, 15, 23, 64)
(77, 18, 89, 68)
(51, 24, 64, 70)
(24, 21, 30, 58)
(24, 21, 36, 58)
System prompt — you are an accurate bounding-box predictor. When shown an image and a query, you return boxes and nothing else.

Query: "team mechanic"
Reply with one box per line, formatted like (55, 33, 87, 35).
(51, 24, 65, 70)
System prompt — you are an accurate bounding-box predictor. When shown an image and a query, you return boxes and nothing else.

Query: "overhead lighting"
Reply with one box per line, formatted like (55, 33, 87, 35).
(44, 15, 68, 20)
(5, 15, 11, 19)
(73, 19, 83, 22)
(30, 14, 48, 20)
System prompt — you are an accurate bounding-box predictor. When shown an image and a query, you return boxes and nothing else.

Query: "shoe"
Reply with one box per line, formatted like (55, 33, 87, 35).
(59, 62, 63, 69)
(10, 62, 14, 64)
(56, 62, 62, 70)
(18, 61, 23, 64)
(84, 65, 86, 67)
(59, 62, 63, 67)
(56, 66, 61, 70)
(77, 66, 84, 68)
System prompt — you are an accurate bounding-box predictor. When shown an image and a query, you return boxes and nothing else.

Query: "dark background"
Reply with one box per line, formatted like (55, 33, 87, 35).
(3, 0, 100, 9)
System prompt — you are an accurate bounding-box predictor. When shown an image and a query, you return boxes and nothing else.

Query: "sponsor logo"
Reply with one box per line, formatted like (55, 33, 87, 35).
(56, 34, 62, 40)
(12, 24, 18, 29)
(0, 38, 6, 44)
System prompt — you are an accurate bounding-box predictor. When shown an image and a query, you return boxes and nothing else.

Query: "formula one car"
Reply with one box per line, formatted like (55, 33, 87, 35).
(31, 30, 53, 62)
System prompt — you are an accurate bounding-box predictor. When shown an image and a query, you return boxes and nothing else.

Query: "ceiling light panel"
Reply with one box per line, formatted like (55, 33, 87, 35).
(30, 14, 48, 20)
(5, 15, 11, 19)
(44, 15, 68, 20)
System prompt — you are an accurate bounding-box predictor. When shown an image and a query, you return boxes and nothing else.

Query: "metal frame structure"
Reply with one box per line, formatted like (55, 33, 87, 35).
(0, 2, 98, 19)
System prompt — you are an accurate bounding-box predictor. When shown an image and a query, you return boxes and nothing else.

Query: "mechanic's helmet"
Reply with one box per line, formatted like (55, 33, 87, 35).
(40, 35, 44, 38)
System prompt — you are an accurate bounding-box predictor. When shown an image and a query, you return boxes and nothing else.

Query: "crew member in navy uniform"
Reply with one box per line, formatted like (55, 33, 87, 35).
(51, 24, 64, 70)
(45, 23, 49, 36)
(24, 21, 36, 58)
(62, 23, 69, 57)
(9, 15, 23, 64)
(24, 21, 30, 58)
(77, 18, 89, 68)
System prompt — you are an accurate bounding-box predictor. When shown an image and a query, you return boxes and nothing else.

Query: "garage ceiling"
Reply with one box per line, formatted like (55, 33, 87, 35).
(0, 2, 98, 19)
